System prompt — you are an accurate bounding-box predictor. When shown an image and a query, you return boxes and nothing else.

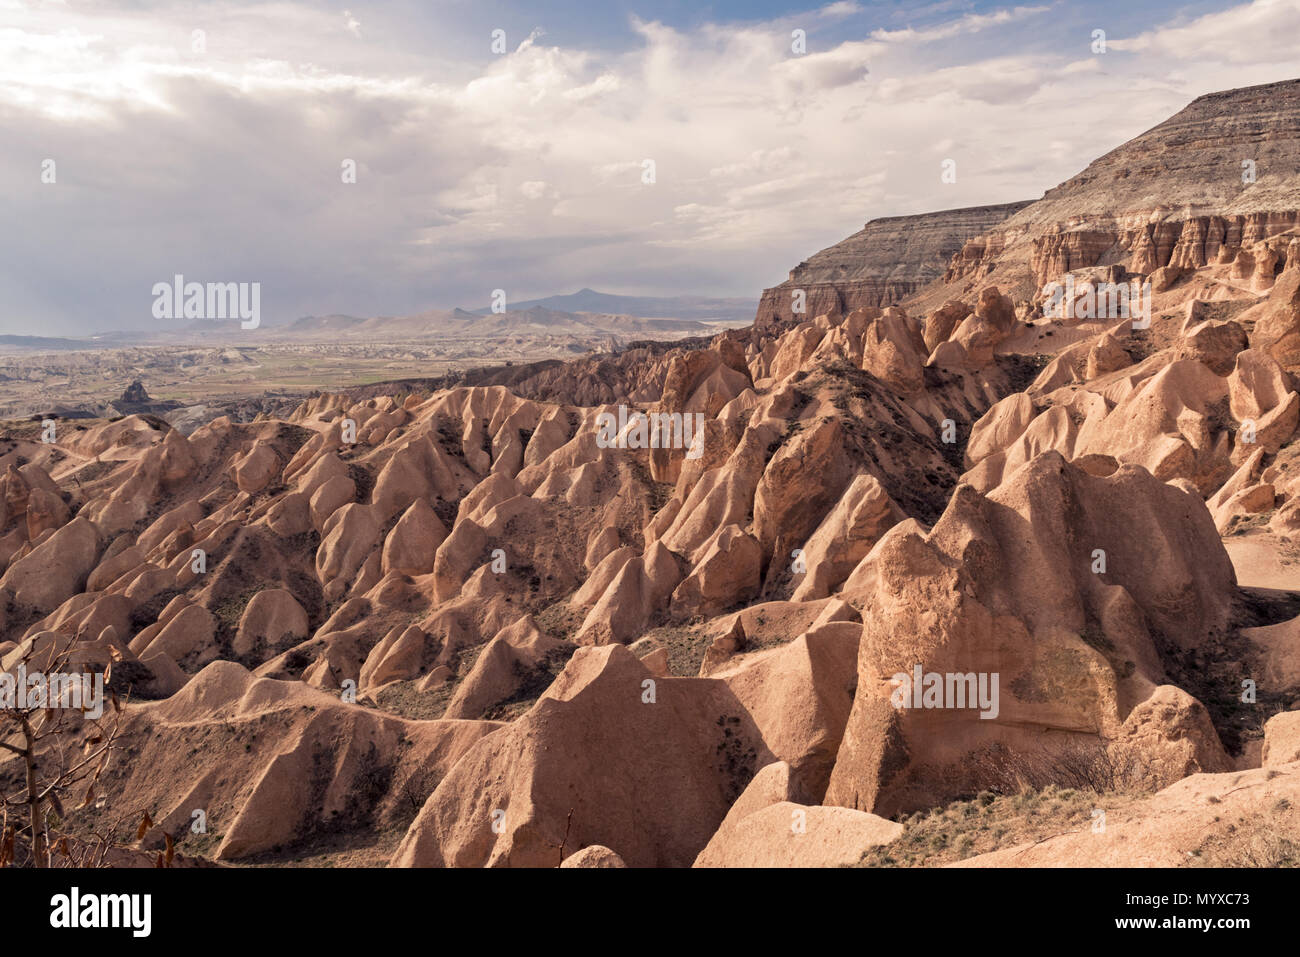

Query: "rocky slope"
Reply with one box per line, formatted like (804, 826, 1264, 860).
(754, 202, 1032, 328)
(933, 78, 1300, 307)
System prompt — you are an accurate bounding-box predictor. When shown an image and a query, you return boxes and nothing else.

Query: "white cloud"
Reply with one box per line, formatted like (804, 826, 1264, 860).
(0, 0, 1295, 333)
(709, 147, 797, 178)
(870, 5, 1050, 43)
(1110, 0, 1300, 64)
(818, 2, 862, 18)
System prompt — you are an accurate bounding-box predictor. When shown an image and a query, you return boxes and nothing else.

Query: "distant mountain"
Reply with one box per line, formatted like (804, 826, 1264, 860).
(469, 288, 758, 323)
(47, 292, 751, 349)
(285, 305, 715, 340)
(459, 306, 705, 335)
(289, 314, 368, 333)
(0, 334, 102, 351)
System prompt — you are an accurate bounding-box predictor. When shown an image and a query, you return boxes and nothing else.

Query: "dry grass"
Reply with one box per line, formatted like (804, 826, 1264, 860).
(857, 785, 1142, 867)
(372, 678, 455, 720)
(639, 623, 711, 676)
(1189, 803, 1300, 867)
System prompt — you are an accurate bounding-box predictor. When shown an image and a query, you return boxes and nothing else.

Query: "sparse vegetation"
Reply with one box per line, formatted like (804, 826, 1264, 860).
(858, 785, 1141, 867)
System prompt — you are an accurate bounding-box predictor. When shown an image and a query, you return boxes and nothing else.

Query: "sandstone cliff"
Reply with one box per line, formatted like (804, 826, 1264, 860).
(754, 202, 1032, 327)
(938, 78, 1300, 302)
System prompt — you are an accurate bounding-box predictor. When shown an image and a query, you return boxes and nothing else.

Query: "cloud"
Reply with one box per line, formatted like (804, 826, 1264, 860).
(709, 147, 798, 178)
(0, 0, 1295, 334)
(1110, 0, 1300, 64)
(870, 5, 1050, 43)
(817, 2, 863, 18)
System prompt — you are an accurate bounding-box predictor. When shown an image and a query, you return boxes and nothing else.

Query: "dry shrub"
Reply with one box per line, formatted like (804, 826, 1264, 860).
(964, 739, 1157, 797)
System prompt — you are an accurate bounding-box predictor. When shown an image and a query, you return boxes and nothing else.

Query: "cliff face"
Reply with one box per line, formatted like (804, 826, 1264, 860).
(761, 79, 1300, 323)
(942, 79, 1300, 297)
(754, 201, 1032, 327)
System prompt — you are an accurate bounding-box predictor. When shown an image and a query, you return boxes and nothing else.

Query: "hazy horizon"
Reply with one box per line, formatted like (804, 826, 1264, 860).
(4, 0, 1298, 334)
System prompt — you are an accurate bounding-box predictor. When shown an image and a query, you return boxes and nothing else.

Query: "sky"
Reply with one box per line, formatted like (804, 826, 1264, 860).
(2, 0, 1298, 334)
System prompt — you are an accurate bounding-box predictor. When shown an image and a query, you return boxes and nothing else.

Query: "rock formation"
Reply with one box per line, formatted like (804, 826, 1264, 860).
(3, 79, 1299, 871)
